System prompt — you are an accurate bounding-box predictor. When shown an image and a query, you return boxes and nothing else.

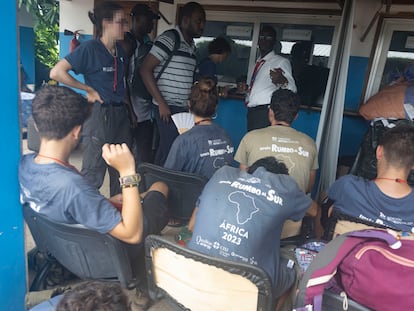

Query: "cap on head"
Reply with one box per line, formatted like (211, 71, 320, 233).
(130, 4, 160, 20)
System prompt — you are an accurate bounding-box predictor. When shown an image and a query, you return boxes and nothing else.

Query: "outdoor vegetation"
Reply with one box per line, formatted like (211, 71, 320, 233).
(19, 0, 59, 70)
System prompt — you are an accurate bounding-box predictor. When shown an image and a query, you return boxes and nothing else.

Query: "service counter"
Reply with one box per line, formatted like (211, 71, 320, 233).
(214, 96, 322, 151)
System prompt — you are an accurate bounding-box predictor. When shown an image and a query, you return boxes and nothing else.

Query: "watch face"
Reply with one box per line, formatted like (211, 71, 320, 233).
(120, 173, 141, 185)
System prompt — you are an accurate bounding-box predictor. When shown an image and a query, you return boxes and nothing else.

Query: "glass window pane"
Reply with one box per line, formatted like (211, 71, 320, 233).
(379, 31, 414, 89)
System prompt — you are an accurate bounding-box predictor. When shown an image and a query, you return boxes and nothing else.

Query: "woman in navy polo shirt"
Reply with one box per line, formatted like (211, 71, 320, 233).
(50, 1, 131, 196)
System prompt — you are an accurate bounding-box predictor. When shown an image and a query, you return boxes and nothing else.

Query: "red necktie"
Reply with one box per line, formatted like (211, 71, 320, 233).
(249, 59, 265, 91)
(246, 59, 265, 106)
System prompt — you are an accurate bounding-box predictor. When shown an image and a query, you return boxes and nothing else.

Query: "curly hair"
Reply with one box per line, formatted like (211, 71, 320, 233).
(208, 37, 231, 55)
(56, 281, 130, 311)
(247, 156, 289, 175)
(189, 77, 218, 118)
(31, 85, 90, 140)
(178, 2, 205, 24)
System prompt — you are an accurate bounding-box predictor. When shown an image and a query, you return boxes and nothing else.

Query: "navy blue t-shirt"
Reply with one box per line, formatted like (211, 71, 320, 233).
(19, 153, 121, 234)
(194, 57, 217, 83)
(188, 166, 311, 287)
(65, 39, 126, 103)
(328, 175, 414, 232)
(164, 123, 234, 179)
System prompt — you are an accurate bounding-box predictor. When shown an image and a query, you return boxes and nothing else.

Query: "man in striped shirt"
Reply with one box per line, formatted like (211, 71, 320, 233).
(141, 2, 206, 165)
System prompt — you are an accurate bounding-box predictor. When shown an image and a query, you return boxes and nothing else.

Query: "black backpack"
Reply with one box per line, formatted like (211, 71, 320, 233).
(130, 29, 180, 100)
(349, 118, 414, 184)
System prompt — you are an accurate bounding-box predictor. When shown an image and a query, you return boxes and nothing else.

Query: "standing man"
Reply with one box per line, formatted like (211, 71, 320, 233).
(126, 4, 160, 164)
(140, 2, 206, 165)
(235, 89, 318, 237)
(246, 25, 296, 132)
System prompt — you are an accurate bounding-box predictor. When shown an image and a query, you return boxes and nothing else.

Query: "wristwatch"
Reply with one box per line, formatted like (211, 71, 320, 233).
(119, 173, 141, 188)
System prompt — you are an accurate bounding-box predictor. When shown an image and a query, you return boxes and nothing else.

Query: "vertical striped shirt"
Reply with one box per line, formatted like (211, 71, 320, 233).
(150, 27, 196, 108)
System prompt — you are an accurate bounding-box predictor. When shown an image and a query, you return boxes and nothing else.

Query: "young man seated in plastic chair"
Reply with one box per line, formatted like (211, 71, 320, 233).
(323, 123, 414, 235)
(19, 85, 169, 250)
(187, 157, 316, 309)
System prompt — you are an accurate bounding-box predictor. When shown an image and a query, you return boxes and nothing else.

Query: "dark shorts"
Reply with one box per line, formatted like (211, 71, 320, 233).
(274, 256, 297, 299)
(142, 190, 169, 236)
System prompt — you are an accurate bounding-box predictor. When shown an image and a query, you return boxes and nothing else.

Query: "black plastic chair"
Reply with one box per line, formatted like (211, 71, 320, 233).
(137, 163, 208, 222)
(23, 204, 140, 291)
(145, 235, 274, 311)
(349, 118, 414, 185)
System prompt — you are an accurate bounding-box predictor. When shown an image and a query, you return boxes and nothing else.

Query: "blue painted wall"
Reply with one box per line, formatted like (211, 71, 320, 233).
(215, 98, 247, 151)
(0, 3, 27, 311)
(344, 56, 369, 111)
(339, 56, 370, 157)
(216, 56, 371, 161)
(19, 26, 35, 85)
(56, 32, 94, 93)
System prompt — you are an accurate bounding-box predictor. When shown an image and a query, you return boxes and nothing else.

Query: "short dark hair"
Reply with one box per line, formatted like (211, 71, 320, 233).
(56, 281, 130, 311)
(178, 2, 205, 24)
(260, 25, 276, 40)
(130, 3, 160, 20)
(247, 157, 289, 175)
(379, 123, 414, 171)
(32, 85, 90, 140)
(88, 1, 123, 38)
(189, 77, 218, 118)
(269, 89, 301, 124)
(208, 37, 231, 55)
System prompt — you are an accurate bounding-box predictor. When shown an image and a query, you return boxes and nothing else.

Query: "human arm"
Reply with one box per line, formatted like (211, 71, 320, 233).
(123, 54, 138, 128)
(306, 200, 318, 217)
(49, 59, 103, 104)
(102, 143, 143, 244)
(307, 169, 317, 194)
(239, 163, 248, 171)
(270, 57, 296, 92)
(140, 54, 171, 122)
(188, 207, 198, 232)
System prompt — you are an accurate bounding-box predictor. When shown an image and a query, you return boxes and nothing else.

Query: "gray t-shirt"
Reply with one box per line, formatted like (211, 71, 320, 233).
(164, 123, 234, 179)
(19, 153, 121, 234)
(188, 166, 311, 287)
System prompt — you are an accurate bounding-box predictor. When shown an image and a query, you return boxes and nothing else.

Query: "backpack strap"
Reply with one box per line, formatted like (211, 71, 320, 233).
(155, 29, 180, 81)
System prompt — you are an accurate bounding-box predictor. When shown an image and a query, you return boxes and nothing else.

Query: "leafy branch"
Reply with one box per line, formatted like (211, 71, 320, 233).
(19, 0, 59, 69)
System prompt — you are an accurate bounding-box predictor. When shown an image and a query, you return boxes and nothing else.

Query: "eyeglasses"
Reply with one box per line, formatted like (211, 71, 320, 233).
(259, 35, 274, 41)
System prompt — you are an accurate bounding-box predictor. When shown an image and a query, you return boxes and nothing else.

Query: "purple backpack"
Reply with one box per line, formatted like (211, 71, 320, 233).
(295, 229, 414, 311)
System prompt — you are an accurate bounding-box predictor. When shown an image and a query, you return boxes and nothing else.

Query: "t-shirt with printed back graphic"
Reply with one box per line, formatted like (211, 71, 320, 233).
(235, 125, 318, 193)
(65, 39, 126, 104)
(328, 175, 414, 232)
(164, 123, 234, 179)
(18, 154, 121, 234)
(188, 166, 312, 288)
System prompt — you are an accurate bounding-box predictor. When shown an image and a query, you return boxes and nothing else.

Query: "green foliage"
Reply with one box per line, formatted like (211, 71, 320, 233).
(35, 23, 59, 68)
(19, 0, 59, 68)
